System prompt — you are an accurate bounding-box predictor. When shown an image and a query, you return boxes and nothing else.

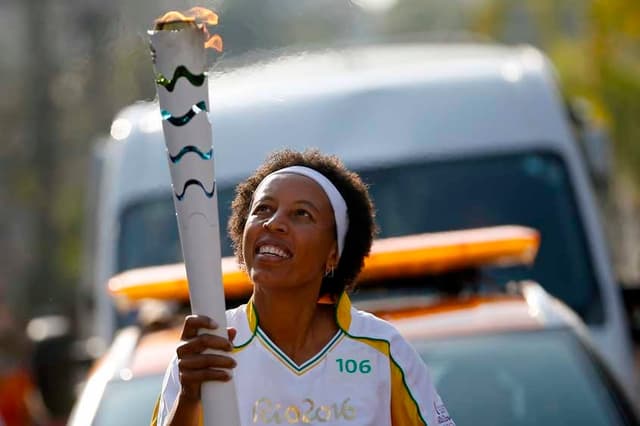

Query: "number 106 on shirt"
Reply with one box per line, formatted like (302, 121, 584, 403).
(336, 359, 372, 374)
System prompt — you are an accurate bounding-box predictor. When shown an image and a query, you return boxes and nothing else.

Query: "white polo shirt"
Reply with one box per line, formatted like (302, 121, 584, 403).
(152, 293, 454, 426)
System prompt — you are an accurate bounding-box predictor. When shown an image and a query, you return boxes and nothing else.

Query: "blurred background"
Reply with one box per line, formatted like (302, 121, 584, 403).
(0, 0, 639, 424)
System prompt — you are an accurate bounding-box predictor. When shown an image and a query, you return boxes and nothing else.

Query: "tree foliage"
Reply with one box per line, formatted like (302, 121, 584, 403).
(1, 0, 639, 320)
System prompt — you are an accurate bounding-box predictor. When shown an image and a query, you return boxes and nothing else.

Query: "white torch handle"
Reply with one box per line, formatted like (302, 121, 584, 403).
(150, 27, 241, 426)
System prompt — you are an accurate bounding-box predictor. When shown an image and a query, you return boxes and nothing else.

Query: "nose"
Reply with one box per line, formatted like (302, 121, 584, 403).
(262, 211, 287, 233)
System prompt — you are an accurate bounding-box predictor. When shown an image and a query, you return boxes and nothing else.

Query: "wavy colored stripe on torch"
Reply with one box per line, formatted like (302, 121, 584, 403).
(175, 178, 216, 201)
(156, 65, 206, 92)
(161, 100, 207, 126)
(169, 146, 213, 163)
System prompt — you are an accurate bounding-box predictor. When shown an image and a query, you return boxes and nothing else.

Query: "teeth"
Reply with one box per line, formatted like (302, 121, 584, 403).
(258, 245, 289, 258)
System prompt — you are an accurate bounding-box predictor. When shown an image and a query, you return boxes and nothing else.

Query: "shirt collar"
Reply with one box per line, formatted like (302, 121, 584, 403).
(245, 292, 352, 334)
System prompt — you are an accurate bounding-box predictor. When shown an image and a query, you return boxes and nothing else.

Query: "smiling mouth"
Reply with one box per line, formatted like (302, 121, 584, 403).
(256, 245, 292, 259)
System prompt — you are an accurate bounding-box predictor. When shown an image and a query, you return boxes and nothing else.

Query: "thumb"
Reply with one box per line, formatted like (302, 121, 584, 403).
(227, 327, 237, 343)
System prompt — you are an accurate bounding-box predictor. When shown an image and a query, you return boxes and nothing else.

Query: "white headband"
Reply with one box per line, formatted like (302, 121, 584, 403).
(258, 165, 349, 259)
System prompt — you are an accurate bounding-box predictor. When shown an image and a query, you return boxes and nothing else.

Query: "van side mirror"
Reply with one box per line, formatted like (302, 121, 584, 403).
(621, 285, 640, 343)
(567, 98, 613, 188)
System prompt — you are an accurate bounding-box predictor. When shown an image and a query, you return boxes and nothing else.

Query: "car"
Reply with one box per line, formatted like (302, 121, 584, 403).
(67, 226, 639, 425)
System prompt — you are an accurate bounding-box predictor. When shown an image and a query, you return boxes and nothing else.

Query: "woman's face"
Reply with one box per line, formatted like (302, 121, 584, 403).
(242, 172, 338, 294)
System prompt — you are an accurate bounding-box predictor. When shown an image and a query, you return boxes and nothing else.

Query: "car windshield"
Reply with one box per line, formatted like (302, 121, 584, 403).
(92, 375, 163, 426)
(414, 329, 636, 426)
(117, 151, 601, 323)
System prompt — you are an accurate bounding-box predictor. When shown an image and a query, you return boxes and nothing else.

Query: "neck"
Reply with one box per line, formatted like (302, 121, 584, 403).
(252, 287, 337, 364)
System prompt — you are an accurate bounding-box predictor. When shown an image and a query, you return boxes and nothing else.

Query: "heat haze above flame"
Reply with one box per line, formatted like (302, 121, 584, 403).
(154, 6, 223, 52)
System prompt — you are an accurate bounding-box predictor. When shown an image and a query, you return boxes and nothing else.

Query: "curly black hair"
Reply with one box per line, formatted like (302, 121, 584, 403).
(228, 148, 377, 297)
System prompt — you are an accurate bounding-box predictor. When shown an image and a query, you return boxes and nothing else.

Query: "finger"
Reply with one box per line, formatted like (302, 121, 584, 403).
(181, 315, 217, 340)
(227, 327, 237, 343)
(180, 368, 232, 385)
(176, 335, 233, 358)
(178, 353, 237, 370)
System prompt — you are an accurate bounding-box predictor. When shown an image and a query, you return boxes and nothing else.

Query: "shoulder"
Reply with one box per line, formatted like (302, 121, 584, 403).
(226, 304, 257, 348)
(348, 307, 423, 364)
(348, 307, 406, 345)
(225, 304, 248, 325)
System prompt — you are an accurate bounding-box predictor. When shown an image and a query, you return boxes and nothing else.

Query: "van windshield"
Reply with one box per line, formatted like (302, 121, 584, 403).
(117, 151, 602, 324)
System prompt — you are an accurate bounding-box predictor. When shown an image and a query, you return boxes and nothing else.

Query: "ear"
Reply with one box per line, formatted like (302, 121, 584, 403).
(326, 241, 339, 270)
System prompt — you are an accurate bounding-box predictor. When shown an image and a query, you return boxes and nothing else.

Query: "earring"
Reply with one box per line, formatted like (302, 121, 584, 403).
(325, 265, 335, 278)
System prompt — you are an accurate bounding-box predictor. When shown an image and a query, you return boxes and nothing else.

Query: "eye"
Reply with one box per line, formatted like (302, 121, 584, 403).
(294, 208, 312, 218)
(252, 203, 272, 215)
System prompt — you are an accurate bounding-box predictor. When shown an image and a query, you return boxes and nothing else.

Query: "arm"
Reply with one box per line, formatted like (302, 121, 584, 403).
(165, 395, 201, 426)
(389, 333, 455, 426)
(152, 316, 237, 426)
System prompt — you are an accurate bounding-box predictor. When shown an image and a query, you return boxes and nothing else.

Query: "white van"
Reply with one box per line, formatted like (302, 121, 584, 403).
(81, 43, 636, 394)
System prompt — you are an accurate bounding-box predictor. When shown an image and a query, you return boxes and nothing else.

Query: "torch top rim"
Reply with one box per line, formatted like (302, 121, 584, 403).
(153, 19, 198, 31)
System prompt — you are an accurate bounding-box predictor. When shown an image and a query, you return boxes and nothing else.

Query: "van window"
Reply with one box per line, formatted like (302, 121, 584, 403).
(116, 190, 237, 272)
(116, 151, 602, 324)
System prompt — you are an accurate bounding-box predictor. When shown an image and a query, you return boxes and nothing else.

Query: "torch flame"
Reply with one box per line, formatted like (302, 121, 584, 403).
(187, 6, 219, 26)
(205, 34, 223, 52)
(155, 11, 194, 25)
(154, 6, 223, 52)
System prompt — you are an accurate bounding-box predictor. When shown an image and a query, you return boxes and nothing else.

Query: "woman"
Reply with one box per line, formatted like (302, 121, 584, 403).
(153, 149, 454, 426)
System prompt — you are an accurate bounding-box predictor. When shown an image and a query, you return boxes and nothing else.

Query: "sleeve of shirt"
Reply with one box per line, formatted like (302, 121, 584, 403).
(388, 332, 455, 426)
(150, 355, 181, 426)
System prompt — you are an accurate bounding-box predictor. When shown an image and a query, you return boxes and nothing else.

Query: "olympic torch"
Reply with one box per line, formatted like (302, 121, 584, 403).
(149, 9, 241, 425)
